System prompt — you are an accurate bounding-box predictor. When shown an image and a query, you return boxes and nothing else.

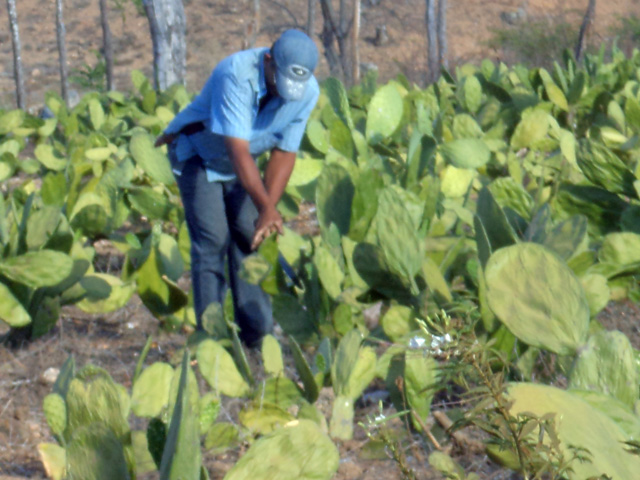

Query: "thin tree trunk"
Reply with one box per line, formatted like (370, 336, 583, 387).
(143, 0, 160, 88)
(6, 0, 25, 109)
(425, 0, 438, 83)
(55, 0, 69, 106)
(319, 0, 354, 84)
(254, 0, 260, 35)
(242, 0, 259, 49)
(99, 0, 114, 91)
(337, 0, 351, 85)
(352, 0, 360, 84)
(307, 0, 316, 36)
(437, 0, 447, 70)
(143, 0, 187, 91)
(575, 0, 596, 62)
(320, 0, 341, 78)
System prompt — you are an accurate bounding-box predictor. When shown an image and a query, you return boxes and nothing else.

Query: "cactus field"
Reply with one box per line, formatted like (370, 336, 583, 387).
(2, 43, 640, 479)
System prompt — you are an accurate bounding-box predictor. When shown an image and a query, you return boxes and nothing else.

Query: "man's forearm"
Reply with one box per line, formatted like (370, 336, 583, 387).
(225, 138, 274, 213)
(264, 148, 296, 206)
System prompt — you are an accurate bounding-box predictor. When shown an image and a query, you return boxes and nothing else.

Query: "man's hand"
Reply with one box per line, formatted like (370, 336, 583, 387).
(223, 139, 295, 250)
(251, 205, 284, 250)
(250, 148, 296, 249)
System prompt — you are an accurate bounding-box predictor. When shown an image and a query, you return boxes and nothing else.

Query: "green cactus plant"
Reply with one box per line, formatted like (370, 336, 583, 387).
(485, 242, 590, 355)
(223, 420, 339, 480)
(289, 336, 320, 403)
(262, 334, 284, 377)
(43, 393, 67, 441)
(197, 339, 250, 397)
(569, 330, 639, 408)
(329, 329, 377, 439)
(37, 443, 66, 480)
(507, 383, 640, 479)
(366, 83, 404, 144)
(65, 367, 130, 443)
(131, 362, 174, 418)
(404, 350, 439, 431)
(66, 424, 131, 480)
(159, 350, 201, 480)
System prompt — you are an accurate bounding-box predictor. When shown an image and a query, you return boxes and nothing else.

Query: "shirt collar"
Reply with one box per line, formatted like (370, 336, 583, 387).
(258, 51, 268, 99)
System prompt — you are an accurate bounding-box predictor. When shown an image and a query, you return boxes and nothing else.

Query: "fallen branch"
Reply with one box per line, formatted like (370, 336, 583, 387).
(410, 409, 443, 451)
(433, 410, 485, 453)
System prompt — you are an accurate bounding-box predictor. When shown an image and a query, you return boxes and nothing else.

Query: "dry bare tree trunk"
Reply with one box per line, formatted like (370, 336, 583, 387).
(307, 0, 316, 36)
(143, 0, 187, 91)
(99, 0, 114, 90)
(242, 0, 259, 49)
(425, 0, 438, 83)
(575, 0, 596, 62)
(351, 0, 360, 83)
(55, 0, 69, 105)
(437, 0, 447, 70)
(6, 0, 25, 109)
(319, 0, 353, 85)
(254, 0, 260, 34)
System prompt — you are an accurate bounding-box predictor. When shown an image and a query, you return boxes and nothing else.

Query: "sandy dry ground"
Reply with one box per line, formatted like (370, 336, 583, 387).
(0, 0, 638, 108)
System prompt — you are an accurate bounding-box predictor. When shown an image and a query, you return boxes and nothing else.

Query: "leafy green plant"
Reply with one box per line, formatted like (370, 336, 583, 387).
(440, 332, 589, 480)
(69, 50, 108, 92)
(0, 191, 92, 340)
(12, 46, 640, 480)
(329, 329, 377, 439)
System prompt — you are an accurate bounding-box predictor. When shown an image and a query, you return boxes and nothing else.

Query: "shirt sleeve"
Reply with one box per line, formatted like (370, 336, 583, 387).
(276, 83, 320, 152)
(210, 72, 254, 141)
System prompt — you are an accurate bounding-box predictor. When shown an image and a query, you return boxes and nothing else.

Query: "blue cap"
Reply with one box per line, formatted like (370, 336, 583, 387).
(272, 29, 318, 102)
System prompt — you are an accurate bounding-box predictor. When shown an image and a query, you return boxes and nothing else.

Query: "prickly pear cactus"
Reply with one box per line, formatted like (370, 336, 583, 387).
(375, 187, 424, 294)
(65, 368, 130, 442)
(197, 339, 250, 397)
(366, 83, 404, 144)
(223, 420, 339, 480)
(577, 139, 637, 198)
(131, 362, 174, 418)
(404, 351, 439, 431)
(485, 243, 589, 355)
(38, 443, 66, 480)
(129, 132, 175, 185)
(43, 393, 67, 439)
(159, 350, 201, 480)
(147, 418, 167, 469)
(508, 383, 640, 479)
(569, 330, 639, 408)
(329, 330, 377, 440)
(66, 423, 131, 480)
(262, 335, 284, 377)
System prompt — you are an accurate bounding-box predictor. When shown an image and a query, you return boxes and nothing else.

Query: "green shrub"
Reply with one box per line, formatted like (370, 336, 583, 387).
(487, 16, 580, 69)
(609, 15, 640, 56)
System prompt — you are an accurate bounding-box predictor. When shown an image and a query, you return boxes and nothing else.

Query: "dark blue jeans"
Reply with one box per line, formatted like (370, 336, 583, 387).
(172, 151, 272, 347)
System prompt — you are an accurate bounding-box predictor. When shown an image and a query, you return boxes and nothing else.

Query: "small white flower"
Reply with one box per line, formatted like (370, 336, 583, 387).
(430, 333, 453, 354)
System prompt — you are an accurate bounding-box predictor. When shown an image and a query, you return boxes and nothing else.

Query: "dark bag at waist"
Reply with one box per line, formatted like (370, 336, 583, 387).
(180, 122, 206, 136)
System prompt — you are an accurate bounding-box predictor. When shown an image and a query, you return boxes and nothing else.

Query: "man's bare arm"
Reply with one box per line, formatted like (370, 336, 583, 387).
(224, 137, 283, 249)
(263, 148, 296, 206)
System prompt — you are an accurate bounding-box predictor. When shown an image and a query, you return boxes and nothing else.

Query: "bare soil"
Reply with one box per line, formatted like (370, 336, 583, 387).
(1, 1, 640, 479)
(0, 0, 639, 109)
(1, 291, 639, 479)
